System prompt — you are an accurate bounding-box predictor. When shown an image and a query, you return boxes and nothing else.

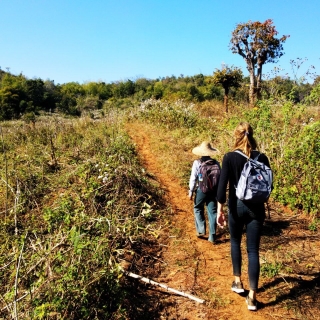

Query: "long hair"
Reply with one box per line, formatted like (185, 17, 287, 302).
(233, 122, 258, 157)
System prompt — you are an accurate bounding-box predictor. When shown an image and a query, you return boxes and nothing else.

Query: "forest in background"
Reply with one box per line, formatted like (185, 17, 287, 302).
(0, 57, 319, 121)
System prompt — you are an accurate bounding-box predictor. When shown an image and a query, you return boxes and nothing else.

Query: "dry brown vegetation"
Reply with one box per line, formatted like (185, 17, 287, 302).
(124, 119, 320, 319)
(0, 97, 319, 319)
(124, 100, 320, 319)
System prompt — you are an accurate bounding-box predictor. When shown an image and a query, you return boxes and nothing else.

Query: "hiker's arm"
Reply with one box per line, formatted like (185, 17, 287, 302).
(188, 160, 199, 200)
(216, 154, 230, 204)
(217, 202, 226, 228)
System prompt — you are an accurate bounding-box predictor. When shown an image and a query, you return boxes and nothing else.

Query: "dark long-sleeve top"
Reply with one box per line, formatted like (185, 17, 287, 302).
(216, 150, 271, 205)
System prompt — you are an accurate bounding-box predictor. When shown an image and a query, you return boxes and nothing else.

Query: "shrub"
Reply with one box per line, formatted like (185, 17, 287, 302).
(272, 121, 320, 213)
(133, 98, 199, 129)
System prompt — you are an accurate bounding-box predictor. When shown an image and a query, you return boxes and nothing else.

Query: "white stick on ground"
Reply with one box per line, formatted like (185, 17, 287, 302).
(125, 271, 205, 304)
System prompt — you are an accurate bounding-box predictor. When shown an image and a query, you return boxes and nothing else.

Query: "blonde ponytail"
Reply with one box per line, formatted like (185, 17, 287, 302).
(233, 122, 258, 157)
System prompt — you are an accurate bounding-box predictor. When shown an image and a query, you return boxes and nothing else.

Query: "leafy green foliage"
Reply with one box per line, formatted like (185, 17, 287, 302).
(305, 82, 320, 105)
(308, 217, 320, 232)
(212, 66, 243, 112)
(261, 261, 283, 278)
(0, 70, 226, 120)
(273, 121, 320, 213)
(212, 66, 243, 90)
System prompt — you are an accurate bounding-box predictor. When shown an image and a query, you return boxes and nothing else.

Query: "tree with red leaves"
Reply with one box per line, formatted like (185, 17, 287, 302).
(230, 19, 289, 107)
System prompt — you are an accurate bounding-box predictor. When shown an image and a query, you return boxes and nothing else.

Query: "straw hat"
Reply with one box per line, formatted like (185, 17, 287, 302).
(192, 141, 218, 156)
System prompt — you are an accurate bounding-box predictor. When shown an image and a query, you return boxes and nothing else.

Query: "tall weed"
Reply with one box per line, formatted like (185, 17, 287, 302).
(0, 115, 166, 319)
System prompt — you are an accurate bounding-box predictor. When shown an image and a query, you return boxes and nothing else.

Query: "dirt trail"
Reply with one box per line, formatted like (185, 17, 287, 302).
(126, 122, 281, 320)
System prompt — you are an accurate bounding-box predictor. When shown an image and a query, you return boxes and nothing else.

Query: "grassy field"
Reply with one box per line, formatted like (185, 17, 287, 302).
(0, 98, 319, 319)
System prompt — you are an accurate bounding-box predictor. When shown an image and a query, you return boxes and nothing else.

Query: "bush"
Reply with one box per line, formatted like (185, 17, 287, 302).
(272, 121, 320, 213)
(132, 98, 199, 129)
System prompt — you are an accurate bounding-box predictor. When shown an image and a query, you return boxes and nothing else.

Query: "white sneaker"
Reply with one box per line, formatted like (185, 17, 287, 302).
(246, 295, 258, 311)
(231, 281, 244, 293)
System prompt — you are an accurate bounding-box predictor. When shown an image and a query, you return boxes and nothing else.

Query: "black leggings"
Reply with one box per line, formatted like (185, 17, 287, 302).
(228, 200, 265, 290)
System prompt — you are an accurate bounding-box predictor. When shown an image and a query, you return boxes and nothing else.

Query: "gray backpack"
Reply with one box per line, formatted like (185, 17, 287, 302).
(235, 150, 273, 203)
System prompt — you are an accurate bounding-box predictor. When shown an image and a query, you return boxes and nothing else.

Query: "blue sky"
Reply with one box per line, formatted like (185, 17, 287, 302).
(0, 0, 319, 84)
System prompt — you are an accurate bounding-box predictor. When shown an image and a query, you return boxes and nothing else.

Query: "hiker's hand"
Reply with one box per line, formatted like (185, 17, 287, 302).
(217, 202, 226, 228)
(188, 191, 193, 200)
(217, 211, 226, 228)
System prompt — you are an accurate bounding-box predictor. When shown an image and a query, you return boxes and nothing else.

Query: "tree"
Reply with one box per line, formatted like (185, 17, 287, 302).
(43, 80, 58, 112)
(56, 82, 85, 115)
(26, 78, 45, 111)
(0, 73, 26, 120)
(305, 82, 320, 106)
(193, 73, 205, 86)
(113, 80, 135, 98)
(153, 81, 164, 99)
(230, 19, 289, 106)
(212, 66, 243, 112)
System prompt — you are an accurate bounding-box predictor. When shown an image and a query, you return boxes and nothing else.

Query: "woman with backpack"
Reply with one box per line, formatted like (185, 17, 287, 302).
(189, 141, 221, 244)
(216, 122, 271, 311)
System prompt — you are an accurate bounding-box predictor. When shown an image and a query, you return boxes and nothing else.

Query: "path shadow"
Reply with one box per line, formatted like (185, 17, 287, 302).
(119, 281, 174, 320)
(258, 272, 320, 314)
(262, 218, 291, 237)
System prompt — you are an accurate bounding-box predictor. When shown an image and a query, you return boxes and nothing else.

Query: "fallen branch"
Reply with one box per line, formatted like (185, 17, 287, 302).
(125, 271, 205, 304)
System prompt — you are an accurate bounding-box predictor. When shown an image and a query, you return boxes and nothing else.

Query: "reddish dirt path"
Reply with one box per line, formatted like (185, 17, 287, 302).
(126, 122, 280, 320)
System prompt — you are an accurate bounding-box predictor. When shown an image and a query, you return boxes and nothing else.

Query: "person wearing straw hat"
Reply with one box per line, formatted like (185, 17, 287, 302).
(189, 141, 220, 243)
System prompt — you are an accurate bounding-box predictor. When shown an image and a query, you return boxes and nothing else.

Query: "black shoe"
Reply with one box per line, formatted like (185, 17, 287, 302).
(231, 281, 245, 293)
(246, 295, 258, 311)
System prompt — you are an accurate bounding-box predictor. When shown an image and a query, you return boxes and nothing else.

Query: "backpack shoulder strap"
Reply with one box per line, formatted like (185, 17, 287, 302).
(234, 150, 249, 160)
(197, 159, 202, 173)
(200, 158, 215, 165)
(235, 150, 261, 161)
(253, 154, 260, 161)
(252, 151, 261, 161)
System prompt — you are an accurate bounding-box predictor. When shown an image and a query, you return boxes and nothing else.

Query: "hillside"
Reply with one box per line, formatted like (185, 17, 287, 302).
(0, 96, 319, 319)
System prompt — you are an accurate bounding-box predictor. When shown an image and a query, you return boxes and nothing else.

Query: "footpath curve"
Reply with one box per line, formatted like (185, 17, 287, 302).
(126, 122, 277, 320)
